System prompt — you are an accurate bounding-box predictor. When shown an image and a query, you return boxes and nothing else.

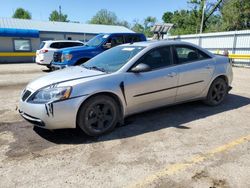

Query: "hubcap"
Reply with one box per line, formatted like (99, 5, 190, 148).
(211, 82, 226, 103)
(86, 103, 114, 132)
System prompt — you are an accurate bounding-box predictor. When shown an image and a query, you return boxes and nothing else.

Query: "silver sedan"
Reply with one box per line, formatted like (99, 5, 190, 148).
(19, 40, 233, 136)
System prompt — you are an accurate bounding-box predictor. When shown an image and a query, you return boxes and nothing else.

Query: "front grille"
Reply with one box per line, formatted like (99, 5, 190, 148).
(53, 52, 62, 62)
(22, 90, 32, 101)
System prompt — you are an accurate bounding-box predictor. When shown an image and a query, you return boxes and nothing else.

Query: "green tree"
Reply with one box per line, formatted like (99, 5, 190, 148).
(143, 16, 157, 37)
(131, 21, 144, 33)
(12, 8, 31, 19)
(162, 12, 173, 23)
(221, 0, 250, 30)
(162, 0, 224, 35)
(117, 20, 130, 28)
(49, 10, 68, 22)
(131, 17, 157, 37)
(89, 9, 118, 25)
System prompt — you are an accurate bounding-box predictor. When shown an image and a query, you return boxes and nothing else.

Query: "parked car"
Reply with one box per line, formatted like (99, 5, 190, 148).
(36, 40, 84, 68)
(51, 33, 146, 69)
(19, 40, 233, 136)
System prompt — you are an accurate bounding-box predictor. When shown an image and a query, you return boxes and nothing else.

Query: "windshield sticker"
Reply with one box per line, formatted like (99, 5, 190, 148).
(122, 47, 135, 51)
(103, 35, 109, 38)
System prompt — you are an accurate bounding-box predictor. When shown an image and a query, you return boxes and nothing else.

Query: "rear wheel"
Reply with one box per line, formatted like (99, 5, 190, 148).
(204, 78, 228, 106)
(77, 95, 119, 136)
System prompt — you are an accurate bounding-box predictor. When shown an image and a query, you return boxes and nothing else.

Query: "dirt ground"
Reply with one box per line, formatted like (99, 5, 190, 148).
(0, 63, 249, 188)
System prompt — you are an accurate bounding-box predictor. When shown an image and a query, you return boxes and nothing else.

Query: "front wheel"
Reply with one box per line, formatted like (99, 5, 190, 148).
(77, 95, 119, 136)
(204, 78, 228, 106)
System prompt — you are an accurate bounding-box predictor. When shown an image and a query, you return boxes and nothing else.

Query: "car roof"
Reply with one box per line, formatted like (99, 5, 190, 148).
(120, 40, 194, 47)
(98, 33, 144, 36)
(120, 40, 215, 57)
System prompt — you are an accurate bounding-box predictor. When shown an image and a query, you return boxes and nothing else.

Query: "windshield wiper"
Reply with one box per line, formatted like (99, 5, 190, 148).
(83, 65, 106, 73)
(90, 66, 107, 73)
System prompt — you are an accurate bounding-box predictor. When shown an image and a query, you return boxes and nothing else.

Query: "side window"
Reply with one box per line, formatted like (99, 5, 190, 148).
(71, 42, 84, 47)
(175, 45, 210, 64)
(50, 42, 60, 49)
(136, 46, 172, 70)
(108, 36, 124, 47)
(59, 43, 68, 48)
(125, 35, 142, 43)
(133, 36, 142, 42)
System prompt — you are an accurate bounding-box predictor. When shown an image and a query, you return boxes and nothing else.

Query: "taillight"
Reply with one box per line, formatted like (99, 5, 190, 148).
(40, 49, 48, 53)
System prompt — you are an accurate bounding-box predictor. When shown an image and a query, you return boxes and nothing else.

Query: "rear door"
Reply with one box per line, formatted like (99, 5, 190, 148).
(173, 45, 214, 102)
(124, 46, 179, 114)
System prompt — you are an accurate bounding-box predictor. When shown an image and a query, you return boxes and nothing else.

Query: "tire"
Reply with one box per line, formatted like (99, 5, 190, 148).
(77, 95, 119, 136)
(46, 65, 52, 70)
(204, 77, 228, 106)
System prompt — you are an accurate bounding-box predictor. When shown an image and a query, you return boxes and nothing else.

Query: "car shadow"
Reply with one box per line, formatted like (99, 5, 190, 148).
(34, 94, 250, 144)
(42, 68, 52, 73)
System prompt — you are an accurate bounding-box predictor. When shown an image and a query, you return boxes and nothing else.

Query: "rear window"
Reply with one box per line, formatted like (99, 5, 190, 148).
(39, 42, 45, 49)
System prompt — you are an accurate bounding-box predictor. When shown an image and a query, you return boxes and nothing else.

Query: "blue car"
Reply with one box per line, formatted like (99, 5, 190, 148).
(51, 33, 146, 69)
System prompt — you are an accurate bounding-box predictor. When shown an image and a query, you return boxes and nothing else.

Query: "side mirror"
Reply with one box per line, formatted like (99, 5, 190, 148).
(131, 63, 151, 73)
(103, 43, 112, 49)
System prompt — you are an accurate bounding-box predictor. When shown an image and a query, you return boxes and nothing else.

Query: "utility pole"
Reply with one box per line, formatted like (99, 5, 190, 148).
(59, 5, 62, 22)
(200, 0, 206, 34)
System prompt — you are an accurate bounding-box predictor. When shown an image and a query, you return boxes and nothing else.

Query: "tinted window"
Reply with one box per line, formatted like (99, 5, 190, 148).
(50, 42, 83, 49)
(108, 36, 124, 47)
(50, 42, 60, 49)
(125, 35, 142, 43)
(61, 42, 83, 48)
(136, 46, 172, 70)
(69, 42, 83, 47)
(175, 45, 210, 64)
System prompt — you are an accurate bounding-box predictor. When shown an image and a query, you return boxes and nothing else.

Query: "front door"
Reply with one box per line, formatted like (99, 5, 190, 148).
(124, 46, 179, 114)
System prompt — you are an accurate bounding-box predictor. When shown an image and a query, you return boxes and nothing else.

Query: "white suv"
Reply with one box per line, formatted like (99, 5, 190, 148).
(36, 40, 84, 68)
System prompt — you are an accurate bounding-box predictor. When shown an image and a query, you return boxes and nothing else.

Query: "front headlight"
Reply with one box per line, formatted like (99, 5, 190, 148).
(29, 86, 72, 104)
(61, 54, 73, 61)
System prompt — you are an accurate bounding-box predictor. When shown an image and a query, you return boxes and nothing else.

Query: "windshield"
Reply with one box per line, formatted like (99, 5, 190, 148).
(85, 34, 109, 47)
(83, 46, 145, 73)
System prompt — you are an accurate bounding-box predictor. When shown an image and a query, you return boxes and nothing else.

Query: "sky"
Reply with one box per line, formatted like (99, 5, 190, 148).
(0, 0, 189, 24)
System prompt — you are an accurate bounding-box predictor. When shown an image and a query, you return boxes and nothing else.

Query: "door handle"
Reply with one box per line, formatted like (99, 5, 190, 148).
(167, 72, 177, 77)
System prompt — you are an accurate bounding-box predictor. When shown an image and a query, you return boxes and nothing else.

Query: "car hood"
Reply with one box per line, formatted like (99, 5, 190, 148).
(27, 66, 105, 91)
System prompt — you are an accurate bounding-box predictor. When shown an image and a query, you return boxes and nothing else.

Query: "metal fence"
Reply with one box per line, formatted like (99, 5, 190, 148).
(168, 30, 250, 67)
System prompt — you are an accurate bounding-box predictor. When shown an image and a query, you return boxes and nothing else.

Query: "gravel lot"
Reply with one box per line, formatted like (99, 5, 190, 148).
(0, 63, 249, 188)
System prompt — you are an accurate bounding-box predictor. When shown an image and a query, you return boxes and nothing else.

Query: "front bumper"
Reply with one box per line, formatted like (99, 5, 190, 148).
(19, 110, 45, 127)
(19, 95, 88, 129)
